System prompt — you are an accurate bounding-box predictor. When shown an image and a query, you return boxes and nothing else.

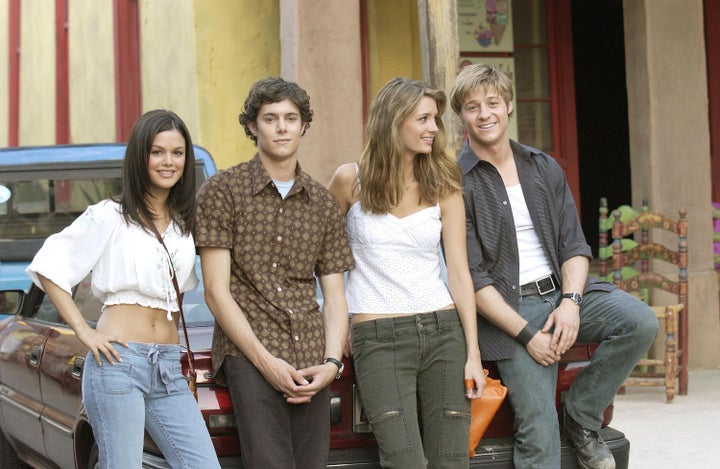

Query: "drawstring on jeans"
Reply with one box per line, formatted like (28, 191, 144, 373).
(147, 346, 173, 395)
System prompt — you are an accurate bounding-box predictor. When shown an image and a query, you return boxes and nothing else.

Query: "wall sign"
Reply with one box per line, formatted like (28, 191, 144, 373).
(458, 0, 513, 53)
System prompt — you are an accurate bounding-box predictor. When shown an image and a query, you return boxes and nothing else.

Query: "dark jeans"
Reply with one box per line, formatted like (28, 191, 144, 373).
(223, 355, 330, 469)
(496, 288, 658, 469)
(352, 309, 471, 469)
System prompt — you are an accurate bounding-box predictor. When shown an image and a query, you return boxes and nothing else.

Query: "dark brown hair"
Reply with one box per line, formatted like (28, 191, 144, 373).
(117, 109, 196, 235)
(238, 77, 313, 144)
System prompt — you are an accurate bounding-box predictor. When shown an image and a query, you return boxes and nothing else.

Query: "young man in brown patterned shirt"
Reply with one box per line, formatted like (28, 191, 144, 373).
(195, 77, 355, 468)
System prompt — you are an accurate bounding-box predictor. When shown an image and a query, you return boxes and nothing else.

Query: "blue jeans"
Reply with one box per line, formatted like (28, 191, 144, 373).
(352, 309, 471, 469)
(496, 289, 658, 469)
(82, 342, 220, 469)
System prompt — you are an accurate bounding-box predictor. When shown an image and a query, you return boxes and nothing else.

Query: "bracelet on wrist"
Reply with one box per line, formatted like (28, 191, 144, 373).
(515, 323, 539, 346)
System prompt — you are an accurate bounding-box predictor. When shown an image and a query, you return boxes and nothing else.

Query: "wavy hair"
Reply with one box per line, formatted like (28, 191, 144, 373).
(238, 77, 313, 144)
(359, 77, 461, 214)
(116, 109, 196, 235)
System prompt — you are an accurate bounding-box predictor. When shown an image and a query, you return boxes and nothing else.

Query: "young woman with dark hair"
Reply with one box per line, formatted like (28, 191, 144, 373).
(27, 110, 219, 468)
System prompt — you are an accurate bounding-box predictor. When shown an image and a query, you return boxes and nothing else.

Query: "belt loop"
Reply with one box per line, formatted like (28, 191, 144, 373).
(434, 309, 454, 330)
(432, 310, 441, 328)
(375, 317, 393, 340)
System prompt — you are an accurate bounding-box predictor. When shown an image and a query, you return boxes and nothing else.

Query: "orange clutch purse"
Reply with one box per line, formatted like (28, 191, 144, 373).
(466, 372, 508, 458)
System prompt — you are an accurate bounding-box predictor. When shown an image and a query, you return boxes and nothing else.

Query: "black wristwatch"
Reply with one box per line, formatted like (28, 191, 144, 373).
(323, 357, 344, 380)
(561, 292, 584, 306)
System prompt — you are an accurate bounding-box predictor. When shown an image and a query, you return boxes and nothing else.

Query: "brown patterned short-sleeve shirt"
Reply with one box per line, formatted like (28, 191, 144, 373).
(195, 155, 355, 383)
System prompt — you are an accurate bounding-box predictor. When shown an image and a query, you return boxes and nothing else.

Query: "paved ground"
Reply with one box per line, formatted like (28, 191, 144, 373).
(610, 369, 720, 468)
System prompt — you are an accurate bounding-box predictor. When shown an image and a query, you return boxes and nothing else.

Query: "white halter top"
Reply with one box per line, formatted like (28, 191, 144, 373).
(344, 201, 454, 314)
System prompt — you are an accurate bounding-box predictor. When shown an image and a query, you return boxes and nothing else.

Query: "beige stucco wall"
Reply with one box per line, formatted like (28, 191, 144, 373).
(279, 0, 363, 184)
(68, 0, 115, 143)
(0, 0, 8, 147)
(139, 0, 200, 141)
(624, 0, 720, 369)
(19, 0, 56, 145)
(193, 0, 280, 169)
(274, 0, 423, 184)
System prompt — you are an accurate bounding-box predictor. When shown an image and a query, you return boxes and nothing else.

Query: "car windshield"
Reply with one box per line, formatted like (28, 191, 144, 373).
(0, 176, 122, 242)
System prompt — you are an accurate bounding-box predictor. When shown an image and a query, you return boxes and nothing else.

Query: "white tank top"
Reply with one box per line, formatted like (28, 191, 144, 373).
(344, 201, 454, 314)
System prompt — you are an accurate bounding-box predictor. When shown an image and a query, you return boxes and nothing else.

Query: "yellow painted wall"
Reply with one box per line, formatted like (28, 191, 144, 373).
(68, 0, 115, 143)
(0, 0, 8, 147)
(193, 1, 280, 169)
(366, 0, 422, 101)
(19, 0, 56, 145)
(139, 0, 201, 141)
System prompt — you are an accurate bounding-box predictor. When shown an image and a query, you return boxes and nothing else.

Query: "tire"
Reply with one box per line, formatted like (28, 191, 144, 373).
(88, 441, 100, 469)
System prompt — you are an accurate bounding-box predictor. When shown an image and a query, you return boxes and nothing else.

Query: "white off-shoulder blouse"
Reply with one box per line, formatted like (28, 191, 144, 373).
(26, 199, 198, 318)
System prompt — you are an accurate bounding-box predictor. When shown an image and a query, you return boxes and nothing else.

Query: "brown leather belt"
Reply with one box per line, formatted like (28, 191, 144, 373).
(519, 275, 557, 296)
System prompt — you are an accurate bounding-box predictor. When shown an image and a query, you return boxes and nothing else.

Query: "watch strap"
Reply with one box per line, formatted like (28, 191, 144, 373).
(561, 292, 583, 305)
(323, 357, 343, 379)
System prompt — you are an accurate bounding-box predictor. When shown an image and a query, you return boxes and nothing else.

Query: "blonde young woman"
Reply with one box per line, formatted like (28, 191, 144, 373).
(329, 77, 485, 469)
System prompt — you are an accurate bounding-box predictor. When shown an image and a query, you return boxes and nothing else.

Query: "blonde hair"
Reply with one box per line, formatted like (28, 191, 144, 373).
(450, 63, 514, 115)
(359, 77, 462, 214)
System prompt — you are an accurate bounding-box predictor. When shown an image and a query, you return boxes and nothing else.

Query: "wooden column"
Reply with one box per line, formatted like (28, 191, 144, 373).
(417, 0, 462, 154)
(623, 0, 720, 371)
(279, 0, 364, 184)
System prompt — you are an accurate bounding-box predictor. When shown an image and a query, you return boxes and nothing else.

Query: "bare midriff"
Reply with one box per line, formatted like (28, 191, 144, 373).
(97, 304, 180, 344)
(351, 303, 455, 324)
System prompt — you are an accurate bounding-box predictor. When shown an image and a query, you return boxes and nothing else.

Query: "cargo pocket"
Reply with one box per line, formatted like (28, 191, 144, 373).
(439, 406, 471, 458)
(368, 407, 412, 459)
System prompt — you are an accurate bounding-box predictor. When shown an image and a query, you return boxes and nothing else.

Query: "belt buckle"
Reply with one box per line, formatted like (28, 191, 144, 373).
(535, 276, 556, 295)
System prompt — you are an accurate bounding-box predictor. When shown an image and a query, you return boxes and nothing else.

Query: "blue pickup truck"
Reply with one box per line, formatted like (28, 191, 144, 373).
(0, 144, 630, 468)
(0, 143, 216, 290)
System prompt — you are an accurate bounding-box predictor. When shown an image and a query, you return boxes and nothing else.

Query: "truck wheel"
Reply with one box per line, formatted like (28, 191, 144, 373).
(0, 429, 27, 468)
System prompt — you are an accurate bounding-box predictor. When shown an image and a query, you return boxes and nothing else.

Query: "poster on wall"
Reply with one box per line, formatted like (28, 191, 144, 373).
(458, 0, 513, 53)
(458, 57, 518, 142)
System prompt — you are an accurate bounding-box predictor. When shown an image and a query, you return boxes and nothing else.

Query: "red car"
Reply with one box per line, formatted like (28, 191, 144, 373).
(0, 144, 630, 468)
(0, 278, 630, 468)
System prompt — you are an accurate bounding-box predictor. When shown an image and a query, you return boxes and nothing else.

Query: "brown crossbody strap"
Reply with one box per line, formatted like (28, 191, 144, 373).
(148, 223, 198, 399)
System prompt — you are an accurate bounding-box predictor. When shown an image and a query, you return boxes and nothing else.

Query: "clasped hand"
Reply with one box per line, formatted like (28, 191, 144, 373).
(526, 302, 580, 367)
(261, 356, 335, 404)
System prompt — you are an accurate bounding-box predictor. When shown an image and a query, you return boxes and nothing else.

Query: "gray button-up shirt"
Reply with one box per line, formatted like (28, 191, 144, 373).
(458, 140, 612, 360)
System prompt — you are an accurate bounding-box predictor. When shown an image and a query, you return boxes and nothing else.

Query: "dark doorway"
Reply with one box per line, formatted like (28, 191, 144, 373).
(571, 0, 631, 256)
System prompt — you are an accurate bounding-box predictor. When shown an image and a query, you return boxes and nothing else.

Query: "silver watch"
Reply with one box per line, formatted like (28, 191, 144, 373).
(561, 292, 583, 306)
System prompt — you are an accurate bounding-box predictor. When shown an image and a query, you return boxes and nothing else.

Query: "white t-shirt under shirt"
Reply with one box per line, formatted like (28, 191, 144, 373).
(506, 184, 553, 285)
(273, 179, 295, 199)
